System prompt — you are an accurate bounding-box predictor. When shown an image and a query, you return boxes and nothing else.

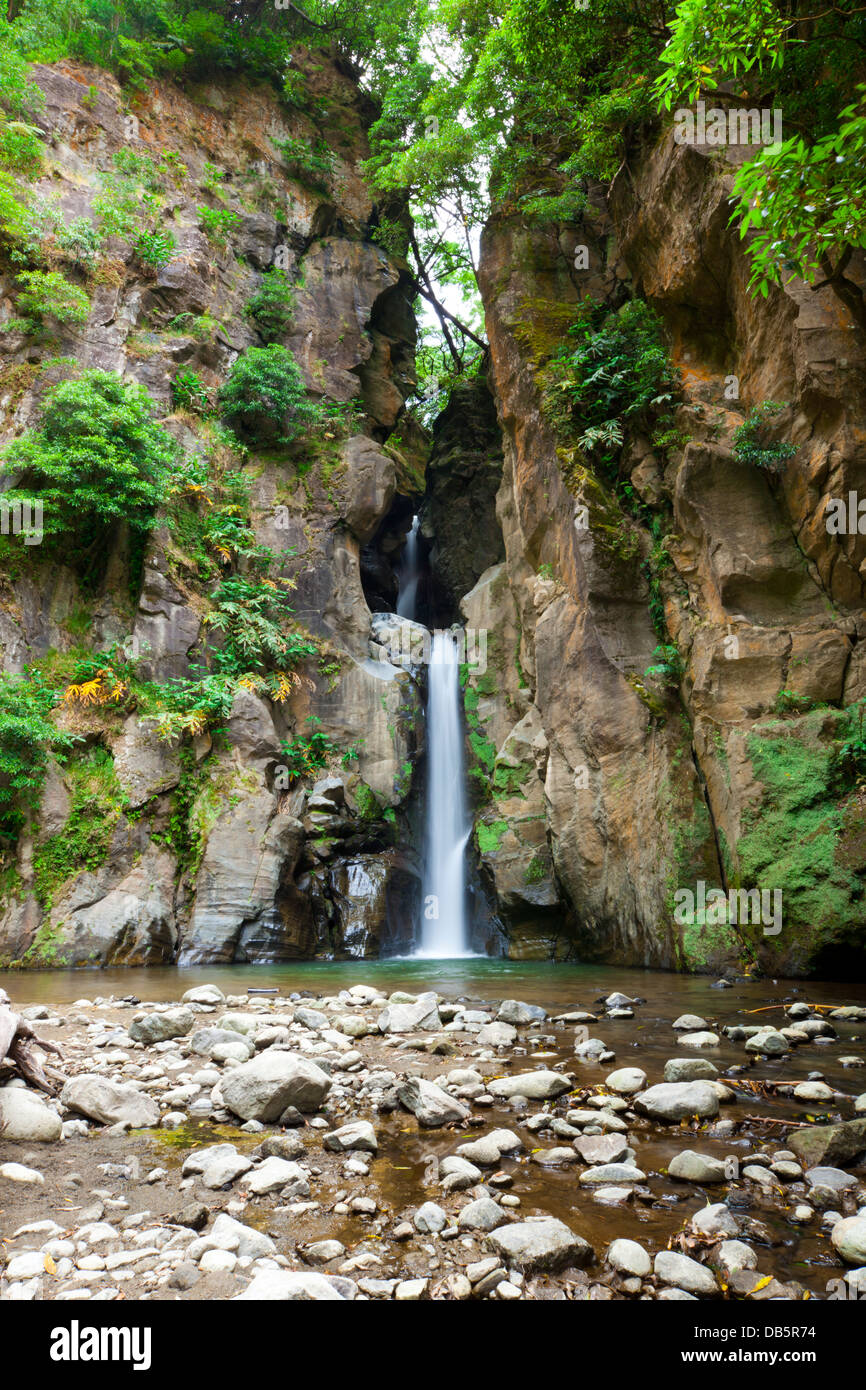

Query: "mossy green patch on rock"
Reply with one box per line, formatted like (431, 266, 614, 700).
(732, 706, 866, 973)
(32, 746, 126, 909)
(477, 819, 509, 853)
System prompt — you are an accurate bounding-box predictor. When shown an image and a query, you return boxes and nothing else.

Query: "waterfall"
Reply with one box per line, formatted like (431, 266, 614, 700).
(395, 515, 421, 619)
(392, 515, 472, 956)
(418, 629, 471, 957)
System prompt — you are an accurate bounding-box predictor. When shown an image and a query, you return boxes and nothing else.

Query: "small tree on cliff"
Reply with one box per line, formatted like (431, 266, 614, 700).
(218, 345, 321, 445)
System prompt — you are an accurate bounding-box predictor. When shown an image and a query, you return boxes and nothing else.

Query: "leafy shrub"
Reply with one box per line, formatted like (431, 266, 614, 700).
(111, 147, 162, 188)
(733, 402, 798, 474)
(205, 574, 318, 678)
(279, 719, 338, 781)
(147, 670, 239, 740)
(244, 269, 296, 343)
(272, 136, 335, 192)
(773, 688, 818, 716)
(21, 196, 101, 269)
(172, 368, 212, 414)
(134, 228, 176, 270)
(197, 204, 241, 248)
(1, 370, 176, 545)
(16, 269, 90, 326)
(644, 642, 685, 688)
(544, 300, 679, 473)
(829, 699, 866, 792)
(0, 670, 73, 845)
(63, 641, 139, 708)
(201, 160, 224, 195)
(0, 118, 43, 174)
(217, 344, 320, 444)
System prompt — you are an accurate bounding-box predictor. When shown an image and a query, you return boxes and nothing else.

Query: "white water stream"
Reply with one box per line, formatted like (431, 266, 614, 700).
(393, 517, 472, 956)
(418, 629, 472, 957)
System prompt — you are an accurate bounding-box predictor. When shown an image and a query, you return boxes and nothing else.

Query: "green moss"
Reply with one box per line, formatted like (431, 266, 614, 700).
(477, 818, 508, 853)
(474, 673, 497, 697)
(626, 672, 667, 720)
(524, 853, 546, 884)
(493, 759, 532, 799)
(469, 731, 496, 774)
(507, 296, 586, 368)
(353, 780, 381, 821)
(730, 710, 866, 968)
(32, 747, 125, 908)
(152, 744, 210, 878)
(21, 919, 69, 968)
(394, 760, 412, 799)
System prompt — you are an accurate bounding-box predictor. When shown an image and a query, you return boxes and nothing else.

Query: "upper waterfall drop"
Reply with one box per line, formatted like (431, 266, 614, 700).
(395, 515, 421, 620)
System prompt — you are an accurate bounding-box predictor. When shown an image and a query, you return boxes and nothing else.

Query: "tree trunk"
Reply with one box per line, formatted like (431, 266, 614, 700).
(0, 988, 65, 1095)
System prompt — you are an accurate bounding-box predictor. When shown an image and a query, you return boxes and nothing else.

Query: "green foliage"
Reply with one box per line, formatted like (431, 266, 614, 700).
(201, 159, 224, 195)
(197, 204, 241, 249)
(1, 369, 176, 546)
(653, 0, 788, 110)
(732, 402, 797, 474)
(0, 117, 44, 174)
(643, 519, 674, 638)
(146, 671, 238, 742)
(243, 270, 297, 344)
(134, 227, 176, 270)
(829, 699, 866, 792)
(544, 300, 679, 475)
(654, 0, 866, 316)
(732, 96, 866, 300)
(32, 746, 123, 907)
(218, 344, 321, 444)
(205, 574, 318, 679)
(279, 718, 338, 781)
(272, 135, 335, 192)
(15, 269, 90, 326)
(524, 853, 545, 884)
(19, 195, 101, 269)
(172, 368, 212, 414)
(773, 688, 818, 716)
(644, 643, 685, 689)
(0, 670, 73, 845)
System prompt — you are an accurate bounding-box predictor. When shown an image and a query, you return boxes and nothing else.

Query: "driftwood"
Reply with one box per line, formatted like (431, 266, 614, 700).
(0, 987, 65, 1095)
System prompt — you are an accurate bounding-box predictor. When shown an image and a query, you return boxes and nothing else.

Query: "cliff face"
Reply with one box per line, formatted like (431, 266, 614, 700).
(466, 131, 866, 975)
(1, 61, 863, 977)
(0, 56, 424, 968)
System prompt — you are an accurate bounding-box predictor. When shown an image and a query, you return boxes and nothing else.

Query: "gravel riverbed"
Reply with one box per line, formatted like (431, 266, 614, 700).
(1, 979, 865, 1302)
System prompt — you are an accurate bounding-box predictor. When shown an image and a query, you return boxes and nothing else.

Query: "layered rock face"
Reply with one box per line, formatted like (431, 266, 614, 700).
(0, 56, 422, 966)
(2, 59, 863, 977)
(465, 130, 866, 974)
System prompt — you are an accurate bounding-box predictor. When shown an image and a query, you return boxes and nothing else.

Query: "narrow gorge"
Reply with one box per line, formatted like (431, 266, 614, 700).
(0, 43, 863, 980)
(0, 0, 865, 1323)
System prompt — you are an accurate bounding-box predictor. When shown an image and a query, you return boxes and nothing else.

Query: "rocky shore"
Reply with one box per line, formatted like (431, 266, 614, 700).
(1, 981, 865, 1302)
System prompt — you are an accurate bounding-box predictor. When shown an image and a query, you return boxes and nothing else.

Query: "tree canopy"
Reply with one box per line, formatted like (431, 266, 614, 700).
(1, 0, 865, 383)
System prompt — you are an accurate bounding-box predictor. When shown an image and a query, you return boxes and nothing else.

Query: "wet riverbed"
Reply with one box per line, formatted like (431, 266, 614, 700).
(3, 960, 865, 1299)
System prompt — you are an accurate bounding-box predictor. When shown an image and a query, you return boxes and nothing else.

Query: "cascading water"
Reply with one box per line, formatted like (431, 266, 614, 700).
(395, 515, 421, 619)
(392, 516, 471, 956)
(418, 630, 472, 957)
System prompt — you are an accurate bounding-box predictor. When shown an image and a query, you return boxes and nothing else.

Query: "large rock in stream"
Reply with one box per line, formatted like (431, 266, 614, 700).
(788, 1117, 866, 1168)
(61, 1076, 160, 1128)
(634, 1081, 719, 1122)
(221, 1051, 332, 1121)
(485, 1218, 593, 1272)
(0, 1086, 62, 1142)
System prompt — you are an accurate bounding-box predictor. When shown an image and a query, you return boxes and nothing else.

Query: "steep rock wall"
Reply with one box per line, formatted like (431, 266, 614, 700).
(0, 56, 423, 968)
(469, 132, 866, 975)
